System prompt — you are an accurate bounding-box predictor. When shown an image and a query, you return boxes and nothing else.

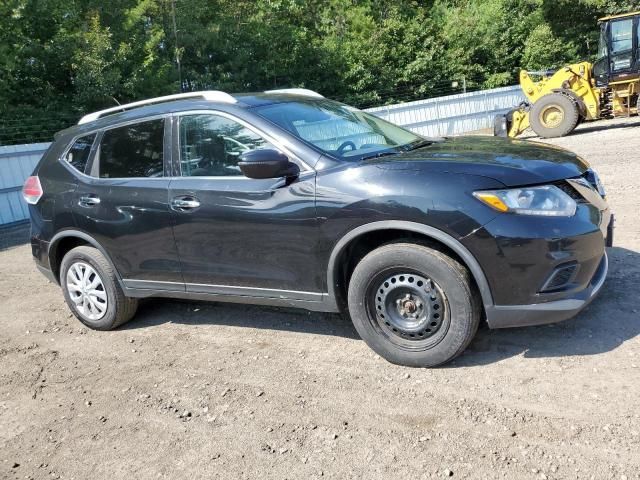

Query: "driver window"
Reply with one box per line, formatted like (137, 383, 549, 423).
(611, 19, 633, 53)
(610, 19, 633, 72)
(179, 114, 275, 177)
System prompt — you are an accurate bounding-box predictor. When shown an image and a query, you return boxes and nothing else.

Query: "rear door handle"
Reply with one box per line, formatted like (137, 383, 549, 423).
(79, 194, 100, 207)
(171, 196, 201, 211)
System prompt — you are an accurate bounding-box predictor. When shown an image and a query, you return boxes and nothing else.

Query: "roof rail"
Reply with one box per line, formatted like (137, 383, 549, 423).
(264, 88, 324, 99)
(78, 91, 237, 125)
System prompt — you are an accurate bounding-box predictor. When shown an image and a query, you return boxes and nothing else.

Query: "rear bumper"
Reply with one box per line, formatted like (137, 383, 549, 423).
(31, 235, 56, 283)
(486, 252, 608, 328)
(37, 264, 57, 283)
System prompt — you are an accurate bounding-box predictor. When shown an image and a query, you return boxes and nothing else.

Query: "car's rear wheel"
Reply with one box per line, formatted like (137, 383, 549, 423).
(347, 243, 480, 367)
(60, 246, 138, 330)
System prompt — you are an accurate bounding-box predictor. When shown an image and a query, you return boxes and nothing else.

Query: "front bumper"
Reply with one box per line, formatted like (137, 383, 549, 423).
(485, 252, 608, 328)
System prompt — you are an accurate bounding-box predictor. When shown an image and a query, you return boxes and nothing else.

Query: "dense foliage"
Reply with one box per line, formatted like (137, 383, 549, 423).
(0, 0, 638, 143)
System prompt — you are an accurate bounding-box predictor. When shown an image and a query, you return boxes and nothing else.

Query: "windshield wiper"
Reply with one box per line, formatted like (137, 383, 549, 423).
(360, 150, 400, 161)
(359, 139, 434, 161)
(404, 139, 433, 151)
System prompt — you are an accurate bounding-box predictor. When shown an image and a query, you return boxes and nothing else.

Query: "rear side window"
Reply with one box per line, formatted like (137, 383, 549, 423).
(99, 119, 165, 178)
(64, 134, 96, 173)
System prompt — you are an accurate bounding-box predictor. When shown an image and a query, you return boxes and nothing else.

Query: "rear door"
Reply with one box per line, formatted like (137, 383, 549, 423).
(167, 111, 321, 299)
(72, 117, 184, 290)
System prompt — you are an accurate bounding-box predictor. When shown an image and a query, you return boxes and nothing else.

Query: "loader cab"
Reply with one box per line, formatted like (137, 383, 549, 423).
(593, 12, 640, 86)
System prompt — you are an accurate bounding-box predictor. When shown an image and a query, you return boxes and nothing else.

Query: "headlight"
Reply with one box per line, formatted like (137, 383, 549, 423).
(473, 185, 577, 216)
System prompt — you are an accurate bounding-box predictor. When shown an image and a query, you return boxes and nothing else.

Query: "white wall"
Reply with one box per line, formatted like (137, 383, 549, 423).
(0, 143, 50, 226)
(365, 85, 524, 136)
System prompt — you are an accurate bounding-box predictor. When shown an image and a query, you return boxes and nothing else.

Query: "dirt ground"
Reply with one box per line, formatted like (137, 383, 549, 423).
(1, 117, 639, 480)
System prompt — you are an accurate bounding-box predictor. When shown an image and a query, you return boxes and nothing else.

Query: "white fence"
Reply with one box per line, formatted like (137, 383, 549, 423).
(0, 85, 525, 227)
(0, 143, 50, 226)
(365, 85, 524, 137)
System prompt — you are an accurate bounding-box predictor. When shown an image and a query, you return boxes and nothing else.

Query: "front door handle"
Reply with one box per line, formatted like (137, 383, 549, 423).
(171, 196, 201, 211)
(79, 194, 101, 207)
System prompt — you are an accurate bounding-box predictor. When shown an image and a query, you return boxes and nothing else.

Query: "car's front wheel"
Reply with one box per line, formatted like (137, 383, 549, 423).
(60, 246, 138, 330)
(347, 243, 480, 367)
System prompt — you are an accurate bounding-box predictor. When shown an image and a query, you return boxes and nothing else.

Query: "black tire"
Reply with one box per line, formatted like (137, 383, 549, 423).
(347, 243, 480, 367)
(60, 246, 138, 330)
(529, 93, 580, 138)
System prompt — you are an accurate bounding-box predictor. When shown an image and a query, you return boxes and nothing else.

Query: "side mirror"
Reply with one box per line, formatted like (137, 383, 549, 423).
(238, 149, 299, 179)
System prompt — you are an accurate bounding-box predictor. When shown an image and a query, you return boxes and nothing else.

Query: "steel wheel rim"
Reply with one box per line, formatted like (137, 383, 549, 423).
(367, 270, 449, 350)
(540, 105, 564, 128)
(66, 262, 107, 321)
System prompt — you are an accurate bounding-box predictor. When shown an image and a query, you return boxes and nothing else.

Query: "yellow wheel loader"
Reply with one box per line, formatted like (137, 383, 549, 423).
(495, 11, 640, 138)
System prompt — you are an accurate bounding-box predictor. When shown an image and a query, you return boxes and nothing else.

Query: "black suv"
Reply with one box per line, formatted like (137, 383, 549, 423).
(24, 89, 613, 367)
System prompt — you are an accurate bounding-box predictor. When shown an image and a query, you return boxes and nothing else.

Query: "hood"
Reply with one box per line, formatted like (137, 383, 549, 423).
(371, 136, 590, 187)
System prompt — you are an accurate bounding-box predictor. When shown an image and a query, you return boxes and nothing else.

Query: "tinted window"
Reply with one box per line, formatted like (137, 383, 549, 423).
(610, 19, 634, 72)
(611, 19, 633, 54)
(179, 114, 274, 177)
(99, 119, 164, 178)
(255, 100, 422, 161)
(64, 134, 96, 173)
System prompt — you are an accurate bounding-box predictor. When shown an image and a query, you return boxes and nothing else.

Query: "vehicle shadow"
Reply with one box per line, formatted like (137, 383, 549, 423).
(568, 117, 640, 137)
(521, 117, 640, 140)
(123, 246, 639, 366)
(122, 297, 360, 339)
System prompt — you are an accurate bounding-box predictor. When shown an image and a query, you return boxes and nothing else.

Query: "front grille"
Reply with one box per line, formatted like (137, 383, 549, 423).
(540, 263, 579, 292)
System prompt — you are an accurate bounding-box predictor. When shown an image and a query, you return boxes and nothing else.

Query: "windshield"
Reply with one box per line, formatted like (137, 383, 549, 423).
(254, 99, 426, 161)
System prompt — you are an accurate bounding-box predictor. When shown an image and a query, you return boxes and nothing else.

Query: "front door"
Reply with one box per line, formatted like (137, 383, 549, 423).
(72, 117, 184, 289)
(168, 112, 320, 300)
(608, 17, 637, 81)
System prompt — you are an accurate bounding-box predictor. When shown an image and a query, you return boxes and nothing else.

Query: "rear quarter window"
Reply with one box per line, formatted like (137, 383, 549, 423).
(63, 134, 97, 174)
(98, 119, 165, 178)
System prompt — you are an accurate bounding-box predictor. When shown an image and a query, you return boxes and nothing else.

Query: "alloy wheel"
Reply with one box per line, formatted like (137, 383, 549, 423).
(66, 262, 108, 321)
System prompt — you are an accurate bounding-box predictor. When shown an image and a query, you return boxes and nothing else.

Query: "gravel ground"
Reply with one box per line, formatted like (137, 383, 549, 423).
(1, 118, 639, 480)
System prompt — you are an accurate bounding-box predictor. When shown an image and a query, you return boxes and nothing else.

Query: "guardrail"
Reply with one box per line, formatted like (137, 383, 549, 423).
(365, 85, 524, 136)
(0, 85, 525, 228)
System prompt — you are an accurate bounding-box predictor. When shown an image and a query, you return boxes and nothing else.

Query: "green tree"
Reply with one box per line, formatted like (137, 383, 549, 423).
(522, 23, 577, 70)
(3, 0, 640, 144)
(71, 13, 121, 109)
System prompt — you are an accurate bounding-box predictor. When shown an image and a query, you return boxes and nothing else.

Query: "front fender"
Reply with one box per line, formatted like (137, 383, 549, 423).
(324, 220, 496, 311)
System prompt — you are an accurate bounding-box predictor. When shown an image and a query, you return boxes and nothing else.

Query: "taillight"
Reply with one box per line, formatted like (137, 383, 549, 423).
(22, 176, 43, 205)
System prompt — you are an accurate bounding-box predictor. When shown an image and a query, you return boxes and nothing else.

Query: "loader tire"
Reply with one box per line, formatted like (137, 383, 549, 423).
(530, 93, 580, 138)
